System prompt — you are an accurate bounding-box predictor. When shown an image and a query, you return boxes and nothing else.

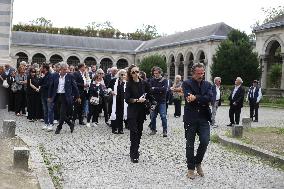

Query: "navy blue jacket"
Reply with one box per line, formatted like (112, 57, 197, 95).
(182, 79, 213, 123)
(38, 72, 52, 99)
(72, 71, 85, 96)
(212, 85, 221, 106)
(248, 86, 260, 104)
(48, 73, 79, 106)
(149, 77, 168, 103)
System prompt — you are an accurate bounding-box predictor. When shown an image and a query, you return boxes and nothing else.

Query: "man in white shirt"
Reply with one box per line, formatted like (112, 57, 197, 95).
(247, 80, 262, 122)
(211, 77, 222, 127)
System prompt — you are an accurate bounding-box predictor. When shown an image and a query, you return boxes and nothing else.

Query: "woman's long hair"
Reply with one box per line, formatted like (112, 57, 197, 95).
(127, 64, 138, 82)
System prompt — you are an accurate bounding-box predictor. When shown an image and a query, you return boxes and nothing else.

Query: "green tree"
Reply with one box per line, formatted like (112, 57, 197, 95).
(139, 55, 167, 78)
(211, 29, 261, 86)
(30, 17, 53, 27)
(269, 64, 282, 88)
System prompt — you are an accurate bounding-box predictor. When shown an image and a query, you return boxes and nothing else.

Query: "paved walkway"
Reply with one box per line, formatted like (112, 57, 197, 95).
(1, 106, 284, 189)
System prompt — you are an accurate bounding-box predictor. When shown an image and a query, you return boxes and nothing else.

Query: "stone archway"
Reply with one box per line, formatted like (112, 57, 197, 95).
(32, 53, 46, 65)
(67, 56, 80, 66)
(15, 52, 28, 68)
(169, 55, 175, 80)
(265, 40, 283, 88)
(49, 54, 63, 64)
(100, 58, 113, 73)
(117, 58, 128, 69)
(187, 52, 194, 79)
(177, 53, 184, 80)
(84, 57, 97, 67)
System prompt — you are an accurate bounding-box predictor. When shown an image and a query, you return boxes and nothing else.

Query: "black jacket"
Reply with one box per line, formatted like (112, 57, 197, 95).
(228, 85, 245, 108)
(73, 71, 85, 96)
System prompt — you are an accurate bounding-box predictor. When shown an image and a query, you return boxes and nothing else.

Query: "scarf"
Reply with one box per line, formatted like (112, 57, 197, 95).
(110, 78, 128, 120)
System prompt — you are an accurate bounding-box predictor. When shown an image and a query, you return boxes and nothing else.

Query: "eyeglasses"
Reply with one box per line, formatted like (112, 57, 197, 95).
(131, 70, 139, 74)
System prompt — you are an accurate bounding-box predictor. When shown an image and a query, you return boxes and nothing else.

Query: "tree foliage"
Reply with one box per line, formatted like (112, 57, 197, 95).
(211, 29, 261, 86)
(139, 55, 167, 78)
(269, 64, 282, 88)
(13, 18, 161, 41)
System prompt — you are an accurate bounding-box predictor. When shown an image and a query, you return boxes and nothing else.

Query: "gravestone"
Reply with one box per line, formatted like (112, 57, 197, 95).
(14, 147, 30, 170)
(232, 125, 243, 138)
(2, 120, 16, 138)
(242, 118, 251, 129)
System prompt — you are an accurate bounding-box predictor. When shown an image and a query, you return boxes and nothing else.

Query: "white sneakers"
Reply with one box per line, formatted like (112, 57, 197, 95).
(43, 124, 53, 131)
(86, 122, 97, 127)
(42, 124, 48, 130)
(54, 120, 58, 124)
(47, 125, 53, 131)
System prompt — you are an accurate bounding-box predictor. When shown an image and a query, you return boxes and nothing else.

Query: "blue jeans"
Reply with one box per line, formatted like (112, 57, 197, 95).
(184, 118, 210, 170)
(41, 97, 54, 125)
(150, 102, 167, 132)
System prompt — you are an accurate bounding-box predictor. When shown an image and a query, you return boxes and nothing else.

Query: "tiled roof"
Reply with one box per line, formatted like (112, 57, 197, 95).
(253, 14, 284, 33)
(11, 22, 233, 53)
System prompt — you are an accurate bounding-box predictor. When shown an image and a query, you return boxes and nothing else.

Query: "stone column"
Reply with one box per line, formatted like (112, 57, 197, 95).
(2, 120, 16, 138)
(260, 55, 268, 89)
(280, 53, 284, 90)
(174, 62, 179, 76)
(14, 147, 30, 171)
(0, 0, 13, 66)
(167, 62, 170, 76)
(183, 60, 189, 80)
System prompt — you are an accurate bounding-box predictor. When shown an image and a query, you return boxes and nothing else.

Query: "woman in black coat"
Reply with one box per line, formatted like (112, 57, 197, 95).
(125, 65, 151, 163)
(6, 70, 16, 112)
(26, 68, 41, 121)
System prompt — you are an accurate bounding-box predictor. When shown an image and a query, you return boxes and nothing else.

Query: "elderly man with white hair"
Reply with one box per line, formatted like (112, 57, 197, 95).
(211, 77, 222, 127)
(227, 77, 245, 126)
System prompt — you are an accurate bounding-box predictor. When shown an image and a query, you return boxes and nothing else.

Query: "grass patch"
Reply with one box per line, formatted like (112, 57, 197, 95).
(226, 127, 284, 157)
(210, 134, 219, 143)
(38, 144, 63, 189)
(223, 144, 284, 172)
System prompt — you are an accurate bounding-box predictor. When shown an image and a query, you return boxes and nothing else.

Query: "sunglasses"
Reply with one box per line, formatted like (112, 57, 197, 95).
(131, 70, 139, 74)
(98, 73, 104, 75)
(120, 74, 126, 76)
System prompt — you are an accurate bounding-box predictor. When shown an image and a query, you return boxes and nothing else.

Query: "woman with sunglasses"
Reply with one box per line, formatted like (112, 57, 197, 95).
(108, 69, 127, 134)
(26, 68, 41, 121)
(125, 65, 151, 163)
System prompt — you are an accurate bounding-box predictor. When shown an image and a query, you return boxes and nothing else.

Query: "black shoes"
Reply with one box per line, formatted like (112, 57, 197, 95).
(131, 158, 139, 163)
(226, 123, 233, 127)
(55, 128, 61, 134)
(118, 131, 124, 134)
(79, 122, 86, 125)
(163, 131, 167, 137)
(253, 120, 258, 122)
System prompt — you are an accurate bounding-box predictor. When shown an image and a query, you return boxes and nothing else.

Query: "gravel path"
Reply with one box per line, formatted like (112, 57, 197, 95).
(1, 106, 284, 189)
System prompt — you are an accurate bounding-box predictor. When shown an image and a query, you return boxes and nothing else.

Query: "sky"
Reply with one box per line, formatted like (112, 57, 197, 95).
(12, 0, 283, 35)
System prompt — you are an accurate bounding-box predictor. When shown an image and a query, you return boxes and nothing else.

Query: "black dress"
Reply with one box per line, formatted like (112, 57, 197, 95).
(27, 75, 42, 120)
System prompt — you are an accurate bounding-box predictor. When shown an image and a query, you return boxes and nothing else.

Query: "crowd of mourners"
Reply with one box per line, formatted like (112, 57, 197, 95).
(0, 61, 261, 176)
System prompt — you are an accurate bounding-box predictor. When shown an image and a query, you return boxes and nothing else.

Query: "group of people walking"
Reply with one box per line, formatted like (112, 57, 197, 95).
(0, 61, 262, 179)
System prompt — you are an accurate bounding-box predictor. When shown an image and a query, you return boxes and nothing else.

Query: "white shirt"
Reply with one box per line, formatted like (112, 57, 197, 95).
(57, 74, 67, 93)
(215, 85, 220, 101)
(232, 85, 240, 99)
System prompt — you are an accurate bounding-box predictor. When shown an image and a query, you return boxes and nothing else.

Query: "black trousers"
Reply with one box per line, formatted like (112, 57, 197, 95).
(14, 89, 26, 114)
(56, 94, 73, 131)
(249, 102, 259, 121)
(229, 106, 241, 124)
(87, 103, 100, 123)
(8, 88, 15, 112)
(129, 116, 144, 159)
(173, 99, 182, 117)
(73, 93, 85, 123)
(111, 118, 123, 132)
(27, 93, 41, 120)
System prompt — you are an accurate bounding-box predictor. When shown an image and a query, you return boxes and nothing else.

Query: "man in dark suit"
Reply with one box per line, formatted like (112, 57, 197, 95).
(48, 62, 80, 134)
(182, 63, 213, 179)
(72, 63, 87, 125)
(247, 80, 262, 122)
(227, 77, 245, 126)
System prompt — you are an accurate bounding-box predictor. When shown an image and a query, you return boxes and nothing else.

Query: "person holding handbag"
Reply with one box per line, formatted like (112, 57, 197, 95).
(171, 75, 183, 118)
(14, 65, 27, 116)
(86, 74, 105, 127)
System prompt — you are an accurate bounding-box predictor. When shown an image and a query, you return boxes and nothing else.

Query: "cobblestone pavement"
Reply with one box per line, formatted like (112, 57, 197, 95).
(1, 106, 284, 189)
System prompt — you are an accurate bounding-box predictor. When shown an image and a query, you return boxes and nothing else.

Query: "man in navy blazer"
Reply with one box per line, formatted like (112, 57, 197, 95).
(48, 62, 80, 134)
(227, 77, 245, 126)
(72, 63, 87, 125)
(182, 63, 213, 179)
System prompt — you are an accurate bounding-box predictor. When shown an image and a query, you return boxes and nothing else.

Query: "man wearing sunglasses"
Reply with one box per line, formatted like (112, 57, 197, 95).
(149, 66, 168, 137)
